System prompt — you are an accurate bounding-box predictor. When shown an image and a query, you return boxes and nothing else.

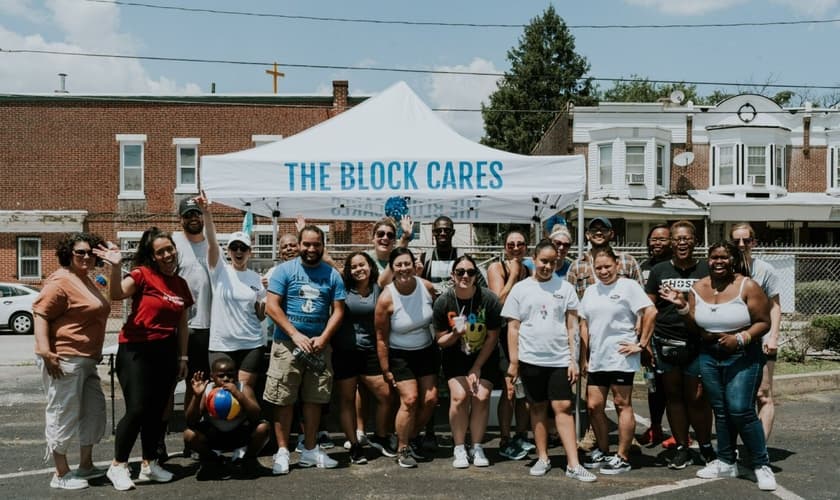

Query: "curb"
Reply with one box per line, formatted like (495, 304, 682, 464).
(631, 370, 840, 400)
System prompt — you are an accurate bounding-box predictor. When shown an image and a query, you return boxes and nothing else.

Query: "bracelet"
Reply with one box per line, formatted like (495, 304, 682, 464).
(179, 355, 189, 361)
(676, 304, 690, 315)
(735, 333, 745, 349)
(742, 332, 751, 345)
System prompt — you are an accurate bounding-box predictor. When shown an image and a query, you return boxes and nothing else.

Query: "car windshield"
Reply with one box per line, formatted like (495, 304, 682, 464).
(21, 285, 40, 293)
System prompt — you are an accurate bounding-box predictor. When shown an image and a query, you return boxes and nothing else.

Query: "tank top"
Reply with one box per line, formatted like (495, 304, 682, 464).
(692, 277, 751, 333)
(387, 277, 434, 351)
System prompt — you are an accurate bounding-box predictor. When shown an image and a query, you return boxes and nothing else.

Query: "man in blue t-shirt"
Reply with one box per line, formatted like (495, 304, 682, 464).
(264, 225, 346, 475)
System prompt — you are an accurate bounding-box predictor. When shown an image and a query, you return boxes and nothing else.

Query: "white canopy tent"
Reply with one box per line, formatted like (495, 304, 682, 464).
(202, 81, 585, 225)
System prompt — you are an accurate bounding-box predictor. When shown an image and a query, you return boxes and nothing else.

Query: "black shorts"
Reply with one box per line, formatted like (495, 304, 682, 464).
(190, 419, 259, 452)
(764, 351, 778, 362)
(441, 345, 501, 386)
(519, 362, 574, 403)
(188, 329, 211, 378)
(587, 371, 635, 388)
(332, 348, 382, 380)
(389, 344, 440, 383)
(209, 346, 265, 374)
(499, 324, 510, 359)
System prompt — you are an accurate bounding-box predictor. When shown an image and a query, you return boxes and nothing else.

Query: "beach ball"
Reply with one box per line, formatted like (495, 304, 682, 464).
(205, 387, 241, 421)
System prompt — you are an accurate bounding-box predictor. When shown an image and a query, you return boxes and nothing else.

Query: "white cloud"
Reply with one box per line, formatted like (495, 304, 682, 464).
(0, 0, 46, 23)
(0, 0, 200, 93)
(772, 0, 839, 16)
(624, 0, 748, 15)
(425, 58, 501, 141)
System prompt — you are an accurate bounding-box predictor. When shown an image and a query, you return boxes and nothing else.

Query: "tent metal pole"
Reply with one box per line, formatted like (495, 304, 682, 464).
(272, 211, 279, 262)
(575, 193, 585, 440)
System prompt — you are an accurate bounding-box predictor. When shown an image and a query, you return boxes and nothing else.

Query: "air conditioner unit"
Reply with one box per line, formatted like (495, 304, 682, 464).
(747, 175, 766, 186)
(626, 173, 645, 185)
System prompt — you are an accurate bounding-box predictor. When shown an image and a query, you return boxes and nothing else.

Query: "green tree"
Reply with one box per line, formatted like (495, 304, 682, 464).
(481, 6, 596, 154)
(601, 75, 701, 103)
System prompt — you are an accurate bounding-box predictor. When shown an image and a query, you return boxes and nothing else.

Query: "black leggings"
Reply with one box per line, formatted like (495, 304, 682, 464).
(114, 337, 177, 462)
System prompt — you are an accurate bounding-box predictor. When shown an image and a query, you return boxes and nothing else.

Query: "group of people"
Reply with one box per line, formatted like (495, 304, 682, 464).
(33, 196, 780, 491)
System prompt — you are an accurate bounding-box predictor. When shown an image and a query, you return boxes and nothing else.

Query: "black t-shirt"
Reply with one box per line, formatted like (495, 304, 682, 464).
(432, 286, 502, 355)
(645, 259, 709, 341)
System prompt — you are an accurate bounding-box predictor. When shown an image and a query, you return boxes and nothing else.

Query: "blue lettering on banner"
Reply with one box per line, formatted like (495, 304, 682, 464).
(284, 162, 298, 191)
(427, 161, 441, 189)
(489, 161, 503, 189)
(371, 161, 385, 190)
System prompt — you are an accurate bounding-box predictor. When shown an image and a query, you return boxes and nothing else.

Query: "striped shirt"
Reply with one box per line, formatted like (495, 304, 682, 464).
(567, 251, 643, 298)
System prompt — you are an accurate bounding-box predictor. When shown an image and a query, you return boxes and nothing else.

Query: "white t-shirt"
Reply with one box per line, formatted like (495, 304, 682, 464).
(579, 277, 652, 373)
(172, 231, 212, 329)
(209, 261, 267, 351)
(749, 257, 780, 344)
(501, 276, 579, 367)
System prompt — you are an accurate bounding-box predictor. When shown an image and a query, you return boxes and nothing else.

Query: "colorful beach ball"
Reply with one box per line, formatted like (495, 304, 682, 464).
(205, 387, 241, 421)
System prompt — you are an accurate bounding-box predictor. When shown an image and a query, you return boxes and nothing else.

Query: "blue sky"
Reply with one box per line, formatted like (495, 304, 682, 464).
(1, 0, 837, 139)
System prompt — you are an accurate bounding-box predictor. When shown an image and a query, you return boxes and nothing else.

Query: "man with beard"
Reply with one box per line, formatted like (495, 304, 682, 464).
(264, 225, 346, 475)
(171, 197, 213, 458)
(419, 216, 487, 295)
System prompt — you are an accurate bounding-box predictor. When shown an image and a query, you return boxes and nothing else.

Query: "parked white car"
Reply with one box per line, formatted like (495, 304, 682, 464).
(0, 282, 39, 334)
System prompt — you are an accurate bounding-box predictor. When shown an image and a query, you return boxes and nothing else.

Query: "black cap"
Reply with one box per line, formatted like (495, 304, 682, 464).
(587, 216, 612, 230)
(179, 197, 202, 217)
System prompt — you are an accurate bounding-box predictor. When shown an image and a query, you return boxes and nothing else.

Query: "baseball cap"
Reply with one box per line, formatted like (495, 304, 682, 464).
(587, 216, 612, 230)
(179, 197, 202, 217)
(227, 231, 252, 249)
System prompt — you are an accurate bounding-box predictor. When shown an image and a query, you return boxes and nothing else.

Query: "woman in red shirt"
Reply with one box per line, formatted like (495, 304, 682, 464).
(95, 227, 192, 491)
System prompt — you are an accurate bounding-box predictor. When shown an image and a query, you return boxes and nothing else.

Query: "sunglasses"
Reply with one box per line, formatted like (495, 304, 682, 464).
(730, 237, 754, 245)
(552, 241, 571, 249)
(506, 242, 526, 249)
(453, 268, 477, 277)
(72, 249, 94, 257)
(229, 243, 250, 252)
(375, 230, 396, 240)
(433, 227, 453, 235)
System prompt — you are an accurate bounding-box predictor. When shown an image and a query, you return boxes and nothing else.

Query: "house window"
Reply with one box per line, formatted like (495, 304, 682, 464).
(719, 145, 735, 185)
(256, 233, 273, 259)
(18, 237, 41, 279)
(774, 145, 785, 187)
(746, 146, 766, 185)
(625, 144, 645, 184)
(173, 138, 201, 193)
(116, 134, 146, 198)
(599, 144, 613, 186)
(656, 145, 665, 186)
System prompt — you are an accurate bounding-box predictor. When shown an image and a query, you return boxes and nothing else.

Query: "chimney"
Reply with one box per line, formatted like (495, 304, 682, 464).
(332, 80, 348, 110)
(55, 73, 69, 94)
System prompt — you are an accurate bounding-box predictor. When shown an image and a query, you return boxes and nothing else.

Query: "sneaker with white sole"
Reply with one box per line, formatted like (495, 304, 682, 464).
(317, 430, 335, 449)
(472, 444, 490, 467)
(583, 449, 608, 469)
(599, 455, 631, 475)
(299, 446, 338, 469)
(369, 434, 398, 458)
(754, 465, 776, 491)
(397, 447, 417, 468)
(75, 465, 108, 480)
(106, 463, 135, 491)
(50, 473, 89, 490)
(138, 459, 174, 483)
(529, 458, 552, 476)
(696, 459, 738, 479)
(566, 464, 597, 483)
(295, 439, 306, 453)
(272, 448, 290, 475)
(452, 445, 470, 469)
(356, 429, 369, 446)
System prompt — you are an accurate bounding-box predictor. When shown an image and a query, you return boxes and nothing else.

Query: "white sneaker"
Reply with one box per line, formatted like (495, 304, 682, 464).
(356, 428, 369, 446)
(452, 445, 470, 469)
(697, 459, 739, 479)
(50, 473, 88, 490)
(754, 465, 776, 491)
(106, 463, 135, 491)
(472, 444, 490, 467)
(272, 448, 290, 475)
(299, 446, 338, 469)
(566, 463, 597, 483)
(230, 446, 247, 462)
(138, 459, 173, 483)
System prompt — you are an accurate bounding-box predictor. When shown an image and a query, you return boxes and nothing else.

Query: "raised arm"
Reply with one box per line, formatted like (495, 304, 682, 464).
(94, 242, 135, 301)
(195, 192, 219, 269)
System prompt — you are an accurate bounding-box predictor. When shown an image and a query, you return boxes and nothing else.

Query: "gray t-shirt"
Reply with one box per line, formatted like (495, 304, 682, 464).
(749, 258, 780, 299)
(172, 231, 212, 330)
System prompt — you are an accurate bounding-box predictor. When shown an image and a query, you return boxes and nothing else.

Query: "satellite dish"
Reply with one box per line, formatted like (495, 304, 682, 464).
(673, 151, 695, 167)
(670, 90, 685, 104)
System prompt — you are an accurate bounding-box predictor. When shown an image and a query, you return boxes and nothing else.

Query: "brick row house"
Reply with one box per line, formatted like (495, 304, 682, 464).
(0, 81, 369, 285)
(534, 94, 840, 245)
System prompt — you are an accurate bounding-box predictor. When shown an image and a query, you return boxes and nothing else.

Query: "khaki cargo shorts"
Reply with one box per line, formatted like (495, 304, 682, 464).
(263, 339, 333, 406)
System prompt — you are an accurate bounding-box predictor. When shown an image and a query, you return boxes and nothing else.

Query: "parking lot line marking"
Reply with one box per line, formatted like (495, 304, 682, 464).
(593, 477, 723, 500)
(0, 457, 139, 481)
(772, 485, 805, 500)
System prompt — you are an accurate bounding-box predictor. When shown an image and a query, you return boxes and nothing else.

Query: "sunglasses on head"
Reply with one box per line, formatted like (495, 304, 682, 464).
(72, 249, 94, 257)
(506, 242, 526, 249)
(730, 237, 754, 245)
(375, 230, 396, 240)
(453, 268, 477, 277)
(229, 243, 250, 252)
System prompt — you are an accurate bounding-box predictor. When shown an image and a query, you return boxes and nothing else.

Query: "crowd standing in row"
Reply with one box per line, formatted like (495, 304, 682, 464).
(33, 197, 779, 492)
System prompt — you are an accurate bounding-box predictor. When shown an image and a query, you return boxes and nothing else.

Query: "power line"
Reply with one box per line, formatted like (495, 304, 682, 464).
(3, 47, 839, 91)
(83, 0, 840, 30)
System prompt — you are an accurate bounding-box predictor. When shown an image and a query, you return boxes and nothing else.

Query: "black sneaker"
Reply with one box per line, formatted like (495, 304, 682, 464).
(422, 432, 439, 451)
(349, 443, 368, 465)
(155, 437, 169, 463)
(409, 437, 427, 460)
(699, 444, 717, 464)
(396, 447, 417, 468)
(600, 455, 631, 474)
(369, 434, 398, 458)
(668, 446, 692, 470)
